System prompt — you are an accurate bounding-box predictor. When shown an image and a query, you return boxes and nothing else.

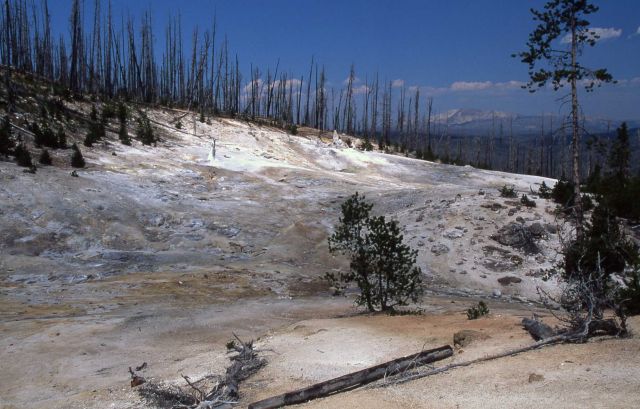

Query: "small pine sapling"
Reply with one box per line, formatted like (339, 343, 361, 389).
(538, 181, 552, 199)
(467, 301, 490, 320)
(499, 185, 517, 198)
(520, 194, 536, 208)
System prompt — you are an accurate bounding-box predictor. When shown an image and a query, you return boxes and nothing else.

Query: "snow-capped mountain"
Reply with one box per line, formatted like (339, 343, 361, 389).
(431, 108, 640, 136)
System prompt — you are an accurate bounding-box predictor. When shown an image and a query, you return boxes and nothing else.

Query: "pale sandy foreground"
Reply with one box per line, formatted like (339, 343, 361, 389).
(247, 308, 640, 409)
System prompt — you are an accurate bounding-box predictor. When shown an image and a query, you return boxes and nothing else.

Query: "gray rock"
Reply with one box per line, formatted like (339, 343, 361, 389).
(430, 243, 450, 255)
(497, 276, 523, 285)
(483, 257, 523, 272)
(491, 223, 540, 254)
(528, 373, 545, 383)
(443, 229, 464, 239)
(492, 289, 502, 297)
(528, 222, 545, 237)
(481, 202, 506, 211)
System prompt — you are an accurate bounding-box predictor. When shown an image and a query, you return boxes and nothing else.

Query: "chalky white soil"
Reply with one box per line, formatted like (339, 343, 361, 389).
(2, 107, 636, 408)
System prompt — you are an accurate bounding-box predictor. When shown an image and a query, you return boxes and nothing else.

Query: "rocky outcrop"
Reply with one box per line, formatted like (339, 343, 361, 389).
(491, 223, 540, 254)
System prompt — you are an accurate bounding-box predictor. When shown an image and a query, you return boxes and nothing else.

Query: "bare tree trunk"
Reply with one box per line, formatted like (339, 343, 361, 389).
(426, 97, 433, 156)
(69, 0, 81, 91)
(304, 56, 313, 125)
(570, 16, 583, 239)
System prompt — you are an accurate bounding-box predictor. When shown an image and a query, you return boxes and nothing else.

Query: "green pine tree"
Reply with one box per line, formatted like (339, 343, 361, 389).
(327, 192, 423, 312)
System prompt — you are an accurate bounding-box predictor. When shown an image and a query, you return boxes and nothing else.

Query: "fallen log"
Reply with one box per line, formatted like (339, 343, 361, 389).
(248, 345, 453, 409)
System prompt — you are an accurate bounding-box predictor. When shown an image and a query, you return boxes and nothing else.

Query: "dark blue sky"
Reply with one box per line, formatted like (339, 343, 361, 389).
(50, 0, 640, 119)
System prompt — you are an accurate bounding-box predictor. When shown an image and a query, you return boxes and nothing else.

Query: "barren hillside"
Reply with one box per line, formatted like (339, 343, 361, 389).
(2, 99, 638, 408)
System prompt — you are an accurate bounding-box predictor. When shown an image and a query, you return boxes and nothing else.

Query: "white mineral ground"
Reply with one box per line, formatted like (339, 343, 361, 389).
(1, 108, 638, 408)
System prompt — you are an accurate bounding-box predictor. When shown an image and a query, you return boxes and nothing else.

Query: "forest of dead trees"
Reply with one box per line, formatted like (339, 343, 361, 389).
(0, 0, 635, 180)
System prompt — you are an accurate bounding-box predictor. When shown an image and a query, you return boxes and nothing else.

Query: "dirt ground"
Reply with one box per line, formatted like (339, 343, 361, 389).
(246, 309, 640, 409)
(1, 104, 638, 408)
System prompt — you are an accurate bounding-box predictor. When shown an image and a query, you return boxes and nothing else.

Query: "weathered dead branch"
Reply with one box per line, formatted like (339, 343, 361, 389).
(131, 334, 265, 409)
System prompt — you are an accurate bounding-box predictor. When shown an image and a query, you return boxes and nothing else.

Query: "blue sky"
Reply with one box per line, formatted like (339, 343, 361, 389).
(49, 0, 640, 119)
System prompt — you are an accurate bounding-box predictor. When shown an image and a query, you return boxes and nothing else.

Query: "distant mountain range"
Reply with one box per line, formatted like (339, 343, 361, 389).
(432, 109, 640, 136)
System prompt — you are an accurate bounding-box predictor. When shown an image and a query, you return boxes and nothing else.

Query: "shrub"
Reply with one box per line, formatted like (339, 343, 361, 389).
(39, 149, 52, 165)
(359, 137, 373, 151)
(520, 194, 536, 208)
(84, 121, 105, 147)
(136, 111, 156, 145)
(538, 181, 552, 199)
(29, 122, 42, 143)
(14, 144, 33, 168)
(46, 98, 65, 120)
(467, 301, 490, 320)
(117, 102, 129, 124)
(499, 185, 517, 198)
(101, 103, 117, 121)
(71, 143, 85, 168)
(326, 192, 423, 312)
(175, 120, 183, 130)
(39, 123, 58, 148)
(287, 124, 297, 135)
(90, 105, 98, 121)
(560, 203, 639, 332)
(551, 179, 594, 214)
(564, 204, 636, 287)
(119, 122, 131, 145)
(551, 179, 574, 207)
(581, 194, 594, 212)
(620, 265, 640, 315)
(0, 115, 15, 155)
